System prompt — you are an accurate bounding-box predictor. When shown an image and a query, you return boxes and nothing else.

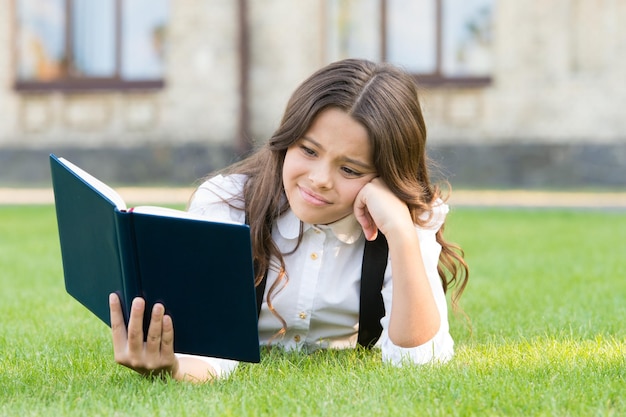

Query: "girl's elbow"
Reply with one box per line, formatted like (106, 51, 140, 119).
(389, 318, 441, 348)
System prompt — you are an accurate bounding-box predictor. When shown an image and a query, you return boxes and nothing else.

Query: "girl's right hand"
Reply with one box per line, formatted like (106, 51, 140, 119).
(109, 293, 180, 379)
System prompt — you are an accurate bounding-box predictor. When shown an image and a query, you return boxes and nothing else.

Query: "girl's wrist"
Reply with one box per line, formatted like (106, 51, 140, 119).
(382, 217, 418, 245)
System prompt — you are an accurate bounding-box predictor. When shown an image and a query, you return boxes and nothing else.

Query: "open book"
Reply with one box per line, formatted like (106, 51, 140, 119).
(49, 154, 260, 363)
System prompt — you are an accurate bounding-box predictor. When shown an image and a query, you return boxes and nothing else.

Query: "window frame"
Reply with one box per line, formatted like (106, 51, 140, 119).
(379, 0, 492, 87)
(13, 0, 165, 92)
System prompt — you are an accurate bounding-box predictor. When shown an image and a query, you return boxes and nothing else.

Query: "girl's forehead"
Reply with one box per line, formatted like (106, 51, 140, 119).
(303, 109, 374, 166)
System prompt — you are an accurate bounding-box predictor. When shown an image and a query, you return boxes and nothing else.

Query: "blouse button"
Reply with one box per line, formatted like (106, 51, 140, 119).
(294, 335, 301, 342)
(299, 311, 307, 320)
(310, 252, 318, 260)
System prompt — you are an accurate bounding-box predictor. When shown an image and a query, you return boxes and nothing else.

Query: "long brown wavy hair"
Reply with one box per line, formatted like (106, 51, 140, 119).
(214, 59, 468, 328)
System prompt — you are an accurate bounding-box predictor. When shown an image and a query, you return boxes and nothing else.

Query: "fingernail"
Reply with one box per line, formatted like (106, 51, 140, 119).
(132, 297, 144, 310)
(153, 303, 164, 315)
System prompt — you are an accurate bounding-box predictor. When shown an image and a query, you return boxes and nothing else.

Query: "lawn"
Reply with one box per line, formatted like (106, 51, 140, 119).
(0, 205, 624, 416)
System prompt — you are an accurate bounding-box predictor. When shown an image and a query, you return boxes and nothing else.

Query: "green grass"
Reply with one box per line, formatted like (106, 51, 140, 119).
(1, 205, 624, 416)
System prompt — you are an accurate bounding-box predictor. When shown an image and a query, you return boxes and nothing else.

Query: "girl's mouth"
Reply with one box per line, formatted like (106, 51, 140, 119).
(298, 186, 331, 206)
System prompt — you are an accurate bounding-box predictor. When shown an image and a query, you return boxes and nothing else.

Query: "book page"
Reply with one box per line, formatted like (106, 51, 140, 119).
(57, 157, 239, 225)
(58, 157, 127, 210)
(131, 206, 239, 224)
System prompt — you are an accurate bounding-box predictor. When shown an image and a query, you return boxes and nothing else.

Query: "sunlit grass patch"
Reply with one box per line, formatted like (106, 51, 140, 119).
(1, 205, 625, 416)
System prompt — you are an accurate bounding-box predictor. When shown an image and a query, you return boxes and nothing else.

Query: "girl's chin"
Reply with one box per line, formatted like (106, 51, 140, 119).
(293, 212, 327, 225)
(291, 207, 349, 226)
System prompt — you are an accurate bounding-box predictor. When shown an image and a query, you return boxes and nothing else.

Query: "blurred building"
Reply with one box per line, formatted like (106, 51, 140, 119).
(0, 0, 624, 187)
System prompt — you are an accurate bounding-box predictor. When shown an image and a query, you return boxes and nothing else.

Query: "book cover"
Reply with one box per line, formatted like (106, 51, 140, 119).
(50, 154, 260, 363)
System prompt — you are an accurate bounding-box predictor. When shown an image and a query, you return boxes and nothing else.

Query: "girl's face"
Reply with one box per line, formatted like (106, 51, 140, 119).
(282, 108, 377, 225)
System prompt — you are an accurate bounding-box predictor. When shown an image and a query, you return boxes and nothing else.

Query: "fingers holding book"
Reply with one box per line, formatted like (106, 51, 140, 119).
(145, 301, 175, 357)
(109, 293, 179, 379)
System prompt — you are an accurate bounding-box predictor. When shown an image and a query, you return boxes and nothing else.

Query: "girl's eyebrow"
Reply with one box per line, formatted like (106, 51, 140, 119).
(300, 136, 322, 148)
(301, 136, 374, 171)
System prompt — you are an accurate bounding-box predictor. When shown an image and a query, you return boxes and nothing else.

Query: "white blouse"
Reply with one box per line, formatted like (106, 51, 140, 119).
(181, 174, 454, 377)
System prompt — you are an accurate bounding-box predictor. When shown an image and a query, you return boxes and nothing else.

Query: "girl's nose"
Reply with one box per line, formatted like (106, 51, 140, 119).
(308, 164, 332, 189)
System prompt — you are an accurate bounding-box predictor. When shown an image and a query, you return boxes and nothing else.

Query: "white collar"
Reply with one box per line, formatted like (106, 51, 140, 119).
(276, 209, 363, 244)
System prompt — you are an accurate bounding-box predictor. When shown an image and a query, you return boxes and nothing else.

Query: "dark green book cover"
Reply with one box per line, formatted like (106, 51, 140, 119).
(50, 154, 260, 363)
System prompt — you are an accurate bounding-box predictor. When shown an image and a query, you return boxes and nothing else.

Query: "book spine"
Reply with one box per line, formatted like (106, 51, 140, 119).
(113, 209, 142, 325)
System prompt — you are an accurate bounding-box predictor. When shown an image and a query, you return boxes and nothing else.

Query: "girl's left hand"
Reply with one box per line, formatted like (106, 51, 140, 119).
(353, 178, 413, 241)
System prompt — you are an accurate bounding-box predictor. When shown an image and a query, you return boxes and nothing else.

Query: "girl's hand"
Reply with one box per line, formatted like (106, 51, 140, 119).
(109, 293, 180, 379)
(353, 178, 413, 241)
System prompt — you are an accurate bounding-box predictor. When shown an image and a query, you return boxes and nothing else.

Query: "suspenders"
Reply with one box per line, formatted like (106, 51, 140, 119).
(254, 232, 389, 348)
(357, 232, 388, 347)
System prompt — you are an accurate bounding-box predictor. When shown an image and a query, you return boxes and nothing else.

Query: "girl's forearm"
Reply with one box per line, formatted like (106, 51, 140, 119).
(174, 357, 218, 383)
(385, 226, 441, 348)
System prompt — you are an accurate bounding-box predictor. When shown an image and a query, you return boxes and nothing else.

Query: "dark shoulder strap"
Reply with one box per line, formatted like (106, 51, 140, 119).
(357, 233, 388, 348)
(255, 268, 267, 317)
(253, 231, 389, 348)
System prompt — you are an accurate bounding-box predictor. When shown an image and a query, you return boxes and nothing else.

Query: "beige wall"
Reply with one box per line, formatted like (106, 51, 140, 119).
(1, 0, 625, 150)
(425, 0, 626, 144)
(247, 0, 324, 143)
(0, 0, 17, 143)
(162, 0, 239, 145)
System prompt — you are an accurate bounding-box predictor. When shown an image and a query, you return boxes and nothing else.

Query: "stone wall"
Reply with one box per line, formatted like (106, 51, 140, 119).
(1, 0, 625, 188)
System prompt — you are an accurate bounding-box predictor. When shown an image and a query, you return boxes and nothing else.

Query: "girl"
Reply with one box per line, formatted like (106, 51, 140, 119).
(109, 58, 468, 382)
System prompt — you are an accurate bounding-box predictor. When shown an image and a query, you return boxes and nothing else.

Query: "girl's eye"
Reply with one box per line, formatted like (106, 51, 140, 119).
(341, 166, 362, 177)
(300, 145, 316, 156)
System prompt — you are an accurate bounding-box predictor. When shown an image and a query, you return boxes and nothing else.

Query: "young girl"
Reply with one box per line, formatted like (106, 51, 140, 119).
(109, 58, 468, 382)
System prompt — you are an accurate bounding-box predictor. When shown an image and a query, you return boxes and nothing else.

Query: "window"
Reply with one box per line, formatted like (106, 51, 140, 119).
(326, 0, 381, 64)
(15, 0, 168, 91)
(326, 0, 494, 86)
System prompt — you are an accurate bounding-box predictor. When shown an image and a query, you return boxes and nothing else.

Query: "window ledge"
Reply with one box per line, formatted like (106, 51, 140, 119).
(413, 75, 492, 89)
(14, 80, 165, 93)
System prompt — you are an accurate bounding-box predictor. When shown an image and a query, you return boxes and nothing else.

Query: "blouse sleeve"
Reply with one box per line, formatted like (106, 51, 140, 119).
(177, 174, 248, 379)
(187, 174, 247, 224)
(377, 201, 455, 365)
